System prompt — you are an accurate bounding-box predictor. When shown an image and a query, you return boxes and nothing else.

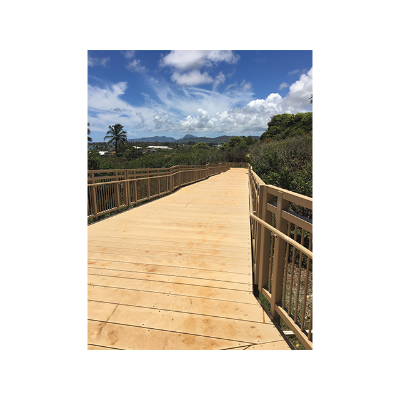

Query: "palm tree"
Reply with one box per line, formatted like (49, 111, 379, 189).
(104, 123, 127, 156)
(88, 122, 92, 142)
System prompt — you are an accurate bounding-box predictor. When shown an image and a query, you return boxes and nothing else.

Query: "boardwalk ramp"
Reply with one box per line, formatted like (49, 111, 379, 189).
(87, 168, 290, 350)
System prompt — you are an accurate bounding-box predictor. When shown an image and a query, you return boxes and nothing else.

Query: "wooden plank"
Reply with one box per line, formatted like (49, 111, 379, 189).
(87, 245, 251, 267)
(88, 251, 251, 274)
(87, 238, 251, 259)
(88, 267, 252, 291)
(88, 229, 251, 245)
(88, 301, 280, 344)
(87, 259, 252, 284)
(88, 320, 250, 350)
(88, 232, 251, 250)
(89, 223, 250, 239)
(87, 274, 255, 303)
(88, 285, 267, 322)
(245, 341, 290, 350)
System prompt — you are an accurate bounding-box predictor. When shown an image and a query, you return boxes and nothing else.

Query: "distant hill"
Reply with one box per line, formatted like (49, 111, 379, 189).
(128, 136, 176, 143)
(182, 134, 197, 139)
(126, 134, 260, 144)
(177, 135, 260, 144)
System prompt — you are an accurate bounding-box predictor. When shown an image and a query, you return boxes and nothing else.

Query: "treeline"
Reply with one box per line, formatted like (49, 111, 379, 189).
(88, 135, 258, 170)
(88, 112, 312, 200)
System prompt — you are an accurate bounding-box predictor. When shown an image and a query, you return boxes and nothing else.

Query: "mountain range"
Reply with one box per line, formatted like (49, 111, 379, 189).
(128, 134, 260, 144)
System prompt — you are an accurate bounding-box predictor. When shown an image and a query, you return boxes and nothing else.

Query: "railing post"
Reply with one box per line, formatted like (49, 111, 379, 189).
(114, 171, 120, 211)
(169, 168, 173, 192)
(147, 170, 150, 199)
(270, 190, 290, 321)
(124, 169, 130, 207)
(133, 171, 137, 204)
(257, 185, 273, 293)
(90, 171, 98, 221)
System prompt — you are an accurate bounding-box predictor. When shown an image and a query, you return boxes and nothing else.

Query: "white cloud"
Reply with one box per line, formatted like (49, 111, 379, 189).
(88, 67, 312, 138)
(213, 72, 225, 91)
(160, 50, 239, 72)
(288, 69, 300, 75)
(122, 50, 135, 59)
(159, 51, 239, 88)
(240, 80, 252, 91)
(171, 70, 213, 86)
(88, 55, 110, 67)
(126, 59, 146, 73)
(88, 81, 158, 134)
(279, 82, 288, 90)
(282, 67, 313, 112)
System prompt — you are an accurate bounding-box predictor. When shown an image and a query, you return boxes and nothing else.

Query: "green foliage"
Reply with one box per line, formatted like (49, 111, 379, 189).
(104, 124, 127, 156)
(192, 142, 209, 150)
(249, 133, 312, 199)
(260, 112, 312, 141)
(87, 122, 92, 142)
(228, 136, 246, 147)
(242, 135, 257, 145)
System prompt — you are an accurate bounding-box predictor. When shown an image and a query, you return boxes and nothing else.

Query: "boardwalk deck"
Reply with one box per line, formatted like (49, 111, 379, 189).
(88, 168, 290, 350)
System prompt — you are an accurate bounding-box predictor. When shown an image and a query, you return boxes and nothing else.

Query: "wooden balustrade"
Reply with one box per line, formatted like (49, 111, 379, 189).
(248, 165, 313, 349)
(88, 163, 230, 221)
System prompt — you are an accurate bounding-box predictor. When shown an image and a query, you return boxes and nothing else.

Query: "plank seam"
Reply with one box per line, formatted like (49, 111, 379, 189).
(88, 299, 275, 325)
(87, 257, 252, 276)
(88, 284, 255, 305)
(88, 266, 251, 285)
(88, 318, 258, 345)
(87, 272, 251, 293)
(87, 244, 251, 261)
(87, 248, 251, 267)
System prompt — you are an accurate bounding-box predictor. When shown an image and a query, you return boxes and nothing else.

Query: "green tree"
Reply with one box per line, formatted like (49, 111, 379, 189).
(104, 124, 127, 156)
(268, 113, 294, 130)
(192, 142, 209, 150)
(242, 135, 256, 145)
(260, 125, 281, 141)
(228, 136, 246, 147)
(87, 122, 92, 142)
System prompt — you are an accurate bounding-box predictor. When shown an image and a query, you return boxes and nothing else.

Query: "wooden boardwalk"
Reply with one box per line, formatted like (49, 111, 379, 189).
(87, 168, 290, 350)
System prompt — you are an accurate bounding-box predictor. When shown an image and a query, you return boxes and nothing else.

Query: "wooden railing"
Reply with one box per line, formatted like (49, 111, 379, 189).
(248, 165, 313, 349)
(87, 163, 230, 220)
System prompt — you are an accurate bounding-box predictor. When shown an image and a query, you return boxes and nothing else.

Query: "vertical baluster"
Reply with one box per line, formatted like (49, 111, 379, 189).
(282, 222, 291, 311)
(288, 225, 298, 316)
(300, 233, 312, 331)
(294, 228, 305, 324)
(308, 305, 313, 340)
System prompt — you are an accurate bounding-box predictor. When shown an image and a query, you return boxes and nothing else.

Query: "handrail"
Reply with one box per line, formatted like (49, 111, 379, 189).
(87, 163, 230, 221)
(248, 165, 313, 350)
(250, 213, 313, 259)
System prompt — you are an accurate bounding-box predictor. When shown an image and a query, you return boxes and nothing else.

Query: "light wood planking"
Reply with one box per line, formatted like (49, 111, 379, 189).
(88, 168, 289, 350)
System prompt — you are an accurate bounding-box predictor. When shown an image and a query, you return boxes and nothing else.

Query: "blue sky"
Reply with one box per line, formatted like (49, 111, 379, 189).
(88, 50, 312, 142)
